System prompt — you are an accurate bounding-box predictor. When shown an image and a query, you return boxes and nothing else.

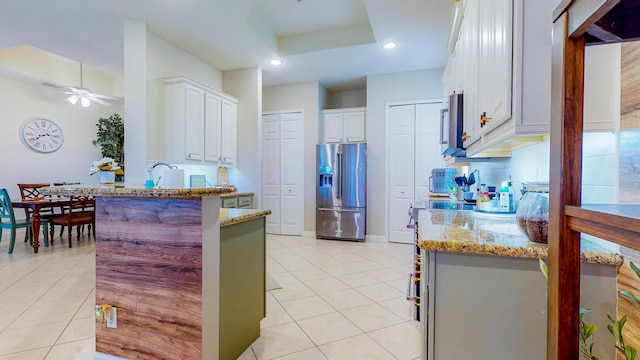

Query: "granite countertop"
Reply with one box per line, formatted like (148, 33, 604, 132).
(220, 208, 271, 227)
(220, 191, 254, 198)
(42, 183, 233, 198)
(417, 209, 623, 265)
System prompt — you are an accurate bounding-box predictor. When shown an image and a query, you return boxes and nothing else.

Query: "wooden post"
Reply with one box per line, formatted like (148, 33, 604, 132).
(548, 12, 585, 360)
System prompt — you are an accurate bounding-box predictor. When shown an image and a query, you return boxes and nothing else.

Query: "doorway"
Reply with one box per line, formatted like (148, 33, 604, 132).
(262, 111, 304, 235)
(387, 101, 444, 244)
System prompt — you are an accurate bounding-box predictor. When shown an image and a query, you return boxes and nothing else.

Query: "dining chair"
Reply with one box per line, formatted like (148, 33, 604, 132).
(17, 183, 65, 240)
(48, 196, 95, 248)
(0, 188, 49, 254)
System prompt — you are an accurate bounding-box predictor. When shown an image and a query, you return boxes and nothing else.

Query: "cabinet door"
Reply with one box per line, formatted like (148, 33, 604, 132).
(344, 111, 365, 142)
(204, 92, 221, 163)
(184, 84, 205, 161)
(478, 0, 512, 135)
(324, 113, 344, 143)
(222, 197, 238, 208)
(462, 0, 480, 145)
(220, 98, 237, 166)
(238, 195, 253, 208)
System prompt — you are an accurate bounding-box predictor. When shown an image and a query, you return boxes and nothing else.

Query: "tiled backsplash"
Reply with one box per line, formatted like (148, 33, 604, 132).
(465, 132, 618, 204)
(463, 132, 619, 250)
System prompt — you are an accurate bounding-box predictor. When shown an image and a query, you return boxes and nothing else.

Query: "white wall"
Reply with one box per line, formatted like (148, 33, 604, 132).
(262, 82, 323, 233)
(222, 68, 262, 200)
(366, 69, 444, 238)
(131, 27, 225, 185)
(328, 89, 366, 109)
(0, 75, 117, 202)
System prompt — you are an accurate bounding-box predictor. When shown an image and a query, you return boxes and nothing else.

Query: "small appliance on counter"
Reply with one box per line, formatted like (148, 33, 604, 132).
(429, 168, 457, 196)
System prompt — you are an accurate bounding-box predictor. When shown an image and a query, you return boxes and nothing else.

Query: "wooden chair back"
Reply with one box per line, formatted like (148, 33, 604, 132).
(17, 183, 51, 201)
(49, 195, 95, 247)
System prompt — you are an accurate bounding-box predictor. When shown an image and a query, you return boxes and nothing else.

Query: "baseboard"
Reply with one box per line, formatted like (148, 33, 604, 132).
(365, 235, 387, 243)
(302, 230, 316, 238)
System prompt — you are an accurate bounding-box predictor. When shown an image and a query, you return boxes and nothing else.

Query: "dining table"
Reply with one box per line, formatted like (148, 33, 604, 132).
(11, 197, 70, 253)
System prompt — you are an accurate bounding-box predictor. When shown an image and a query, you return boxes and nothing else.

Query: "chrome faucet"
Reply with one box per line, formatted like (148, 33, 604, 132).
(146, 162, 178, 188)
(149, 162, 177, 170)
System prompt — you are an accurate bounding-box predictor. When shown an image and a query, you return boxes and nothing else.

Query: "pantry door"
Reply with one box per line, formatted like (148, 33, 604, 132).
(388, 101, 443, 244)
(262, 111, 303, 235)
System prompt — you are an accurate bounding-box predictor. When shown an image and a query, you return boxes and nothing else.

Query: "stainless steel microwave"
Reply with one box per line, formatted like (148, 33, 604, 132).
(440, 93, 465, 156)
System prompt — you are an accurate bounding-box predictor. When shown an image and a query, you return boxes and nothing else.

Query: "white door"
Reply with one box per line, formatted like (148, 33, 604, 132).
(262, 112, 303, 235)
(388, 102, 443, 244)
(415, 103, 445, 202)
(389, 105, 416, 244)
(263, 114, 281, 234)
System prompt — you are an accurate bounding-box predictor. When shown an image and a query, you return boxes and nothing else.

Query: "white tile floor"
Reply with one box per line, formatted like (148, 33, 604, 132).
(0, 230, 421, 360)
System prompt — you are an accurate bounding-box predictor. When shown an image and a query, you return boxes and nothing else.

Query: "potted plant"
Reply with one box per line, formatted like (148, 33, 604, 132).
(93, 113, 124, 181)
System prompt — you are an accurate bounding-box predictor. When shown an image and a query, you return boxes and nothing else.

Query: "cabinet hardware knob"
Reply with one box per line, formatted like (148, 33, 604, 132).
(480, 112, 493, 127)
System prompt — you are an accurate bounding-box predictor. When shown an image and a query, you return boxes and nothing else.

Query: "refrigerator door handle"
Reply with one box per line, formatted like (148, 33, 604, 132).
(336, 152, 343, 199)
(318, 208, 360, 212)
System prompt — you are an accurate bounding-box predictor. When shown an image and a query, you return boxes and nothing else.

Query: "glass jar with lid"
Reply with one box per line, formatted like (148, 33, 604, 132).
(516, 182, 549, 245)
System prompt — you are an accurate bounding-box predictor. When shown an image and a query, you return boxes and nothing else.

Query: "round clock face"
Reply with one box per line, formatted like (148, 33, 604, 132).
(19, 118, 64, 153)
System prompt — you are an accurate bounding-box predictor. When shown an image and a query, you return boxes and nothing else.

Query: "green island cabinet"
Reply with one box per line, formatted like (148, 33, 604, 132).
(219, 215, 266, 360)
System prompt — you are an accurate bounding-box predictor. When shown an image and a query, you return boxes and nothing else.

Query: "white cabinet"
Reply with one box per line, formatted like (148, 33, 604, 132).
(461, 0, 480, 146)
(477, 0, 513, 136)
(165, 76, 238, 166)
(322, 107, 366, 143)
(451, 0, 555, 157)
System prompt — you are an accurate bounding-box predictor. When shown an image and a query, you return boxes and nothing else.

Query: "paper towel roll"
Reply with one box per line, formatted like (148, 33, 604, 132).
(163, 169, 185, 188)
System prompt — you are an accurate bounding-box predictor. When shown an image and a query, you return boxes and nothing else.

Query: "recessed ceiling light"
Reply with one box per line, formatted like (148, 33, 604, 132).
(382, 42, 397, 50)
(270, 59, 283, 66)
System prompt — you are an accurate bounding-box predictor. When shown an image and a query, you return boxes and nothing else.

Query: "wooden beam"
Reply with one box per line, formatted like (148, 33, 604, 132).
(548, 12, 586, 360)
(566, 0, 620, 38)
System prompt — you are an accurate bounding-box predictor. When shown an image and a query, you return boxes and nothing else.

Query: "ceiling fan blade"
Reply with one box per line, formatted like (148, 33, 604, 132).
(89, 96, 112, 106)
(92, 93, 122, 101)
(42, 82, 75, 92)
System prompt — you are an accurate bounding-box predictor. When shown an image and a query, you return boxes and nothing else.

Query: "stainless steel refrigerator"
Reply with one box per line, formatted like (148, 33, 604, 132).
(316, 143, 366, 241)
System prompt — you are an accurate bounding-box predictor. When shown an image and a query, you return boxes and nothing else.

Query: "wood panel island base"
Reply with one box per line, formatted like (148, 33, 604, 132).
(43, 184, 270, 360)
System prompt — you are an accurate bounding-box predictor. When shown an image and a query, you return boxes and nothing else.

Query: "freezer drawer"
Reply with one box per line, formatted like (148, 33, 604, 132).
(316, 207, 365, 241)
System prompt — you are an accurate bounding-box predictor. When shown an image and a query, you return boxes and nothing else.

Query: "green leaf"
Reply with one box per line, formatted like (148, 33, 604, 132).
(626, 345, 637, 360)
(539, 259, 548, 281)
(630, 262, 640, 280)
(621, 290, 640, 306)
(583, 323, 597, 339)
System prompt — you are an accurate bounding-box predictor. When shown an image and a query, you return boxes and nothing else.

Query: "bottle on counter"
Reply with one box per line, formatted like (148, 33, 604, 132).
(499, 181, 512, 212)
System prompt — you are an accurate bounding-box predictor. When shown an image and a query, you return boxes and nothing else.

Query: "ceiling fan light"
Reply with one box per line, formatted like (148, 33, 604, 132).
(68, 95, 79, 105)
(81, 97, 91, 107)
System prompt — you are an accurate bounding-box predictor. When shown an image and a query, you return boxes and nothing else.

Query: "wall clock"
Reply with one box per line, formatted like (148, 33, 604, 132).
(19, 118, 64, 153)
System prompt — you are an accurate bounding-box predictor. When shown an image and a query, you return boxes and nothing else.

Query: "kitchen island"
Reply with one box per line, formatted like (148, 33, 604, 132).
(415, 208, 622, 360)
(44, 184, 270, 360)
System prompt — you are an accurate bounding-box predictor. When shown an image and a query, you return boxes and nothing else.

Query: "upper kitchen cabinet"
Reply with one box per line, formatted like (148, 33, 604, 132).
(446, 0, 619, 158)
(322, 107, 366, 143)
(165, 76, 238, 166)
(476, 0, 512, 136)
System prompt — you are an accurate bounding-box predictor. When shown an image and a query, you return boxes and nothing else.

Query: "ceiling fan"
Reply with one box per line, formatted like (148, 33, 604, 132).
(42, 63, 123, 107)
